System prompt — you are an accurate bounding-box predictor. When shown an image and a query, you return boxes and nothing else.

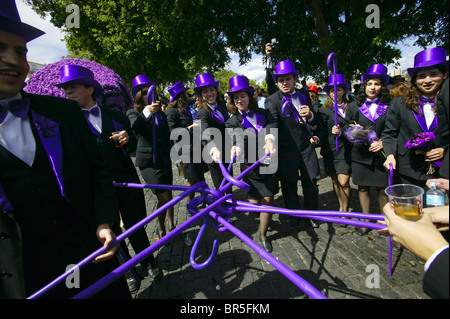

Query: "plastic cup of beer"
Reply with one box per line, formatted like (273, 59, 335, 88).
(385, 184, 424, 221)
(111, 131, 122, 148)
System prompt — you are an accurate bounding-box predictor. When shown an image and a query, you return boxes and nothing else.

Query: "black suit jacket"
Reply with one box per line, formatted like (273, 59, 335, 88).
(197, 104, 232, 164)
(316, 104, 352, 161)
(126, 108, 172, 169)
(423, 248, 449, 299)
(225, 108, 277, 165)
(344, 101, 387, 165)
(382, 96, 449, 181)
(435, 78, 449, 179)
(0, 92, 119, 298)
(265, 90, 320, 181)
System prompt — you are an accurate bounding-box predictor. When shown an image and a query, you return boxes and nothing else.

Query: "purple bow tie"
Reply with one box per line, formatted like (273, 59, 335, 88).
(241, 110, 254, 118)
(0, 98, 31, 123)
(418, 96, 435, 107)
(82, 106, 100, 117)
(364, 98, 381, 108)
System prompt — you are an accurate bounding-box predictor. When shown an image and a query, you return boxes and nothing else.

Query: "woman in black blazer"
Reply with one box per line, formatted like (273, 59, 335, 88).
(225, 76, 278, 253)
(316, 75, 352, 216)
(126, 79, 175, 238)
(166, 82, 208, 198)
(344, 65, 392, 235)
(194, 73, 232, 190)
(382, 48, 449, 194)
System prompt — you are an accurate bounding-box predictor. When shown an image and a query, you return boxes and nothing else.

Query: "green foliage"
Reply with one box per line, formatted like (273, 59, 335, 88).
(24, 0, 449, 87)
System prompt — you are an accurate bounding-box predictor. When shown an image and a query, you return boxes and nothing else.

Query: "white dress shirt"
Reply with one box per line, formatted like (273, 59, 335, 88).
(84, 104, 102, 133)
(0, 93, 36, 166)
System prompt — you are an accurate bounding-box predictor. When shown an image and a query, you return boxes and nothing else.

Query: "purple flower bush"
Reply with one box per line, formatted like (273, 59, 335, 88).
(24, 59, 133, 114)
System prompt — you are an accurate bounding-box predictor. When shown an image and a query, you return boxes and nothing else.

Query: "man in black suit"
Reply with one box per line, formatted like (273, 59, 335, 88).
(265, 60, 321, 229)
(0, 1, 129, 299)
(57, 65, 161, 290)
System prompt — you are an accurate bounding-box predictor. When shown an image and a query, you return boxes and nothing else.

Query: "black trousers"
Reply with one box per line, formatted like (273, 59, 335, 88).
(280, 159, 318, 211)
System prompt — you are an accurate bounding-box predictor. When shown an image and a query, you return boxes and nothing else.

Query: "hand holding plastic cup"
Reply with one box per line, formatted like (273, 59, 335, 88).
(385, 184, 424, 221)
(111, 131, 123, 148)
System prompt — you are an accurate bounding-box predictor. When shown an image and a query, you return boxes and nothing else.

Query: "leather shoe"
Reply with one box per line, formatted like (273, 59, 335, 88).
(125, 272, 140, 292)
(309, 219, 319, 228)
(148, 265, 162, 281)
(260, 236, 273, 253)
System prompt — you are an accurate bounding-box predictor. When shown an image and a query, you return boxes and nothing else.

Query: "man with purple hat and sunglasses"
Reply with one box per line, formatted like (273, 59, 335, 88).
(265, 60, 321, 229)
(0, 0, 130, 298)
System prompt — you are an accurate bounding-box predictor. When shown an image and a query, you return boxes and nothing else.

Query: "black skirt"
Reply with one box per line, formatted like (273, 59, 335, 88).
(323, 157, 351, 176)
(351, 158, 388, 187)
(241, 163, 279, 200)
(183, 162, 209, 179)
(140, 164, 173, 195)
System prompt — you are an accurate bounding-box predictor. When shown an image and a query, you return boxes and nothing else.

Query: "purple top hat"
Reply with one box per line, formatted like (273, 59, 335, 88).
(0, 0, 45, 42)
(323, 74, 350, 93)
(361, 64, 390, 85)
(194, 73, 220, 95)
(272, 60, 299, 81)
(168, 81, 189, 102)
(131, 75, 155, 99)
(55, 65, 102, 98)
(227, 75, 254, 96)
(407, 48, 449, 78)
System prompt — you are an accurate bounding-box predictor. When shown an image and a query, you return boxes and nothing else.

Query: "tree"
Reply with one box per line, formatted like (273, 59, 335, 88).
(25, 0, 448, 87)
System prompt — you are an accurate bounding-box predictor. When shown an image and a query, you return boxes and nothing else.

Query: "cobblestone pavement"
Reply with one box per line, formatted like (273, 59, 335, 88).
(124, 150, 431, 300)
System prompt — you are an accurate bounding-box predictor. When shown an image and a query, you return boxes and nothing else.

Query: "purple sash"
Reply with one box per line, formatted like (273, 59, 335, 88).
(359, 102, 388, 123)
(240, 112, 266, 133)
(412, 110, 438, 133)
(31, 111, 65, 196)
(281, 94, 313, 137)
(211, 109, 227, 125)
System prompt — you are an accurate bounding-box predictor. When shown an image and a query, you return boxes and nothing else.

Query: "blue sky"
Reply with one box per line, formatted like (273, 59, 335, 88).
(18, 0, 430, 84)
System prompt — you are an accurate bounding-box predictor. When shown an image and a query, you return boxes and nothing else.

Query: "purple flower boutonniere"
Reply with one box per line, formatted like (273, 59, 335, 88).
(376, 105, 387, 116)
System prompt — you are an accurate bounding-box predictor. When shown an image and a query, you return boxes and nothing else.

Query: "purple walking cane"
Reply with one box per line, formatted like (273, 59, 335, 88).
(389, 163, 394, 276)
(27, 151, 392, 300)
(327, 53, 339, 152)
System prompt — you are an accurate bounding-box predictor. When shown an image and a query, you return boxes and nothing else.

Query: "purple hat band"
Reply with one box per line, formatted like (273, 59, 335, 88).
(55, 65, 102, 98)
(407, 48, 449, 77)
(131, 75, 156, 99)
(361, 64, 391, 85)
(323, 74, 350, 93)
(168, 81, 189, 102)
(194, 73, 220, 95)
(227, 75, 254, 96)
(0, 0, 45, 42)
(272, 60, 299, 81)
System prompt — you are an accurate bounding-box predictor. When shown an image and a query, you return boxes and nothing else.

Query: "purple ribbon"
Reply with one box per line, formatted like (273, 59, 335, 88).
(418, 96, 436, 108)
(0, 98, 30, 123)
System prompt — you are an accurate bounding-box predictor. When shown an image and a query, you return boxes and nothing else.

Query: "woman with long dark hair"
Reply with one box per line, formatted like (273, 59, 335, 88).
(194, 73, 232, 190)
(382, 48, 449, 195)
(345, 64, 392, 235)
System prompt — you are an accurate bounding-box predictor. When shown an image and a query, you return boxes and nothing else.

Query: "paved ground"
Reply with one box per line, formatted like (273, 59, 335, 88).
(123, 150, 432, 300)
